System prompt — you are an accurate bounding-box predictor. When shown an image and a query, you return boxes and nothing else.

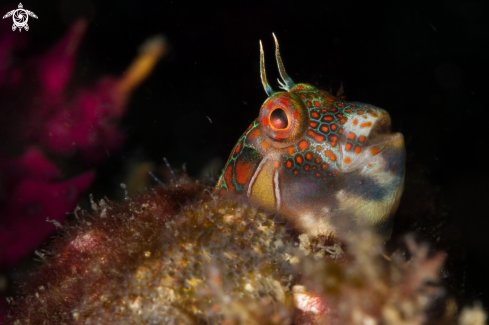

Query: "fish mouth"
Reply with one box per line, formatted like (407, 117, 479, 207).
(339, 114, 404, 172)
(364, 115, 399, 147)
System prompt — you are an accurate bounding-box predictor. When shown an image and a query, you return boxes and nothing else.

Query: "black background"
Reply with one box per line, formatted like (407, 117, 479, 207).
(2, 0, 489, 311)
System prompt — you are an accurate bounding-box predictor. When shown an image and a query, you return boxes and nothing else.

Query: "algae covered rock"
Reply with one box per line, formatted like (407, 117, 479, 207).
(7, 179, 297, 324)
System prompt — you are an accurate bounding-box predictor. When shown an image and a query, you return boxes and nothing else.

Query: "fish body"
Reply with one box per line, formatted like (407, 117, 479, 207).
(216, 40, 405, 240)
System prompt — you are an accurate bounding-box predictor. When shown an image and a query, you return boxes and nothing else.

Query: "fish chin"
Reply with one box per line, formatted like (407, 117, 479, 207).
(335, 131, 405, 240)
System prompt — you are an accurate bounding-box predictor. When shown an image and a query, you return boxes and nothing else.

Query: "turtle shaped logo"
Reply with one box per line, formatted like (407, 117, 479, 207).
(2, 3, 38, 32)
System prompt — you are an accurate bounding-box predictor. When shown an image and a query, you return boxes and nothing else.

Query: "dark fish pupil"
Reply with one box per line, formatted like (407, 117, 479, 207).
(270, 108, 288, 129)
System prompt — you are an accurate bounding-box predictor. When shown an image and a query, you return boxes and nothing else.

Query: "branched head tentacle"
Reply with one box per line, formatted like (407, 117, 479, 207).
(260, 40, 274, 97)
(273, 33, 295, 91)
(277, 78, 288, 91)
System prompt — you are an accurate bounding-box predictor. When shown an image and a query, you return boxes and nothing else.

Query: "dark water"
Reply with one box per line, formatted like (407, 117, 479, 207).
(1, 0, 488, 314)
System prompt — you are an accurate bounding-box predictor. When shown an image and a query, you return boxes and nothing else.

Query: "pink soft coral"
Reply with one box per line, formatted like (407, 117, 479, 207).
(0, 19, 165, 268)
(0, 149, 95, 266)
(33, 21, 130, 161)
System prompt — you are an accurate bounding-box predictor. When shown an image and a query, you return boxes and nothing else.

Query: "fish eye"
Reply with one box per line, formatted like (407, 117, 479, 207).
(259, 93, 309, 147)
(270, 108, 289, 130)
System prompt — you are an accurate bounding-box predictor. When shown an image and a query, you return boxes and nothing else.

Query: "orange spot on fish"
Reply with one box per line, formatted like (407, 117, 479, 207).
(344, 157, 351, 164)
(317, 146, 322, 151)
(294, 170, 299, 175)
(348, 133, 355, 140)
(311, 111, 319, 118)
(315, 157, 321, 164)
(337, 102, 345, 107)
(361, 122, 372, 128)
(345, 143, 352, 151)
(248, 128, 260, 140)
(355, 146, 362, 154)
(330, 154, 337, 161)
(370, 147, 380, 155)
(310, 122, 319, 128)
(314, 101, 320, 107)
(286, 160, 292, 168)
(287, 147, 294, 155)
(279, 97, 292, 108)
(326, 150, 331, 156)
(307, 101, 312, 107)
(296, 155, 303, 164)
(235, 160, 251, 185)
(331, 124, 337, 131)
(359, 135, 367, 143)
(321, 164, 327, 170)
(262, 141, 268, 148)
(357, 110, 364, 115)
(305, 153, 313, 161)
(307, 130, 325, 142)
(353, 119, 358, 125)
(316, 172, 321, 177)
(322, 115, 334, 122)
(367, 110, 378, 117)
(305, 164, 310, 171)
(235, 141, 242, 154)
(274, 161, 279, 168)
(299, 140, 309, 151)
(225, 165, 234, 190)
(320, 125, 329, 133)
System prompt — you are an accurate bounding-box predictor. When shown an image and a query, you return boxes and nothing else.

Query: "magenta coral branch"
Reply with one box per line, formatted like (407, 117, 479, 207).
(0, 170, 95, 266)
(0, 148, 95, 266)
(38, 19, 87, 101)
(0, 20, 165, 269)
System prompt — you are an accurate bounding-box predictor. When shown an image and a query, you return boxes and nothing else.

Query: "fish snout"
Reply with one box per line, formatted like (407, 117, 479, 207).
(337, 106, 403, 173)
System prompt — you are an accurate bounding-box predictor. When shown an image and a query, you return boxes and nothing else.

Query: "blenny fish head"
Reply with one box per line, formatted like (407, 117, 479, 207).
(216, 35, 405, 240)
